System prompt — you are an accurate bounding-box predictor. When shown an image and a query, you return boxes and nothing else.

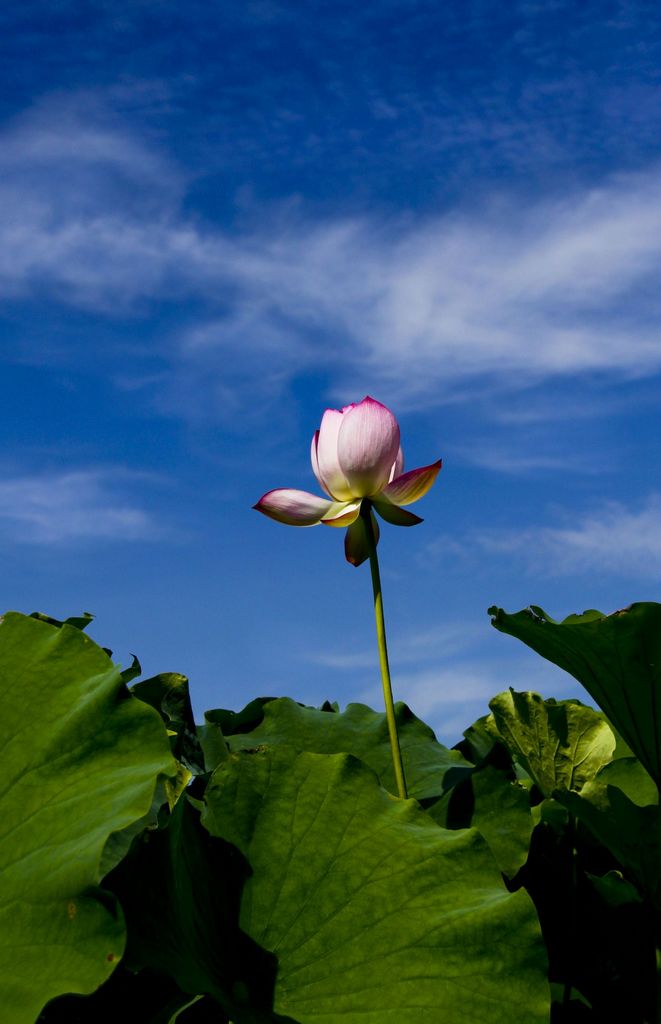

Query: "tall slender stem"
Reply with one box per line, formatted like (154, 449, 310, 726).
(361, 502, 408, 800)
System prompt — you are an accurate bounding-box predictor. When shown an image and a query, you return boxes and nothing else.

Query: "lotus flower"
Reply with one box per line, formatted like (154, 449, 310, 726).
(254, 396, 441, 566)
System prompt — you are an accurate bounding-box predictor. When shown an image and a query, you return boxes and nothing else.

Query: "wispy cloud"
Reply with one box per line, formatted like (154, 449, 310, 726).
(310, 616, 582, 744)
(449, 441, 605, 476)
(440, 495, 661, 579)
(359, 655, 582, 744)
(0, 93, 184, 310)
(3, 94, 661, 413)
(306, 620, 486, 671)
(0, 468, 164, 544)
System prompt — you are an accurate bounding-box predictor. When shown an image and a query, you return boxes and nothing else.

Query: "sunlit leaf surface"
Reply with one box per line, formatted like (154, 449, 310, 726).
(488, 690, 615, 798)
(203, 746, 549, 1024)
(0, 613, 175, 1023)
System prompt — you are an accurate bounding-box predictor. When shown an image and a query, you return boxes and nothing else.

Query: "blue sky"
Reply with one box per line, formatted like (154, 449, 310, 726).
(2, 0, 661, 742)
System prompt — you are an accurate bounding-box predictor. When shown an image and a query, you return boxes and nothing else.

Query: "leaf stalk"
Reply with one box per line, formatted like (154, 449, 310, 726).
(361, 501, 408, 800)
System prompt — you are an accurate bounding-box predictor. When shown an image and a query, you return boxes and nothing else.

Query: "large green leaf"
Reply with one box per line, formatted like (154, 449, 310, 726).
(220, 697, 472, 800)
(427, 764, 534, 879)
(203, 746, 549, 1024)
(488, 690, 615, 798)
(0, 612, 176, 1022)
(458, 712, 503, 765)
(489, 603, 661, 790)
(426, 713, 534, 881)
(470, 767, 534, 877)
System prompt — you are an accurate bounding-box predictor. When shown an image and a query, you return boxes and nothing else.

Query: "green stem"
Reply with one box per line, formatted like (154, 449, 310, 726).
(361, 502, 408, 800)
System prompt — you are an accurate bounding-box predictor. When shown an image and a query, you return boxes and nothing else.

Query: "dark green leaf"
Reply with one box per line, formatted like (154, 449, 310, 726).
(428, 762, 533, 878)
(203, 746, 549, 1023)
(132, 672, 205, 775)
(30, 611, 95, 632)
(106, 795, 281, 1023)
(585, 870, 642, 909)
(458, 712, 502, 764)
(222, 697, 472, 801)
(120, 655, 142, 686)
(205, 698, 274, 737)
(197, 711, 231, 773)
(556, 782, 661, 911)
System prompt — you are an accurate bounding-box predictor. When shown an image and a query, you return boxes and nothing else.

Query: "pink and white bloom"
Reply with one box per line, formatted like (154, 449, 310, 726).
(254, 396, 441, 566)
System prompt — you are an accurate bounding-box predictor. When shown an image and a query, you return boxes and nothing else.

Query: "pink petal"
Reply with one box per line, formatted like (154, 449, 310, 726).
(381, 459, 442, 506)
(344, 510, 380, 566)
(314, 409, 353, 501)
(373, 500, 423, 526)
(253, 488, 335, 526)
(321, 500, 362, 527)
(310, 431, 333, 497)
(337, 396, 401, 497)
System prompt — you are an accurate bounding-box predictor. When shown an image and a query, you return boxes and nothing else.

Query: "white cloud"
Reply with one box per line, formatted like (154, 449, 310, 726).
(3, 94, 661, 410)
(0, 468, 163, 544)
(358, 655, 584, 744)
(165, 182, 661, 412)
(450, 495, 661, 579)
